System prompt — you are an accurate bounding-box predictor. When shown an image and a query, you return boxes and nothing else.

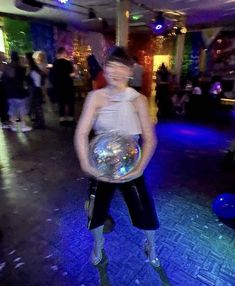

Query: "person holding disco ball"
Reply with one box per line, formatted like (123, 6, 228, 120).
(74, 46, 159, 268)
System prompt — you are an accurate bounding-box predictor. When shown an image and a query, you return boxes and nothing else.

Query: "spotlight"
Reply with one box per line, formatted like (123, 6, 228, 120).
(155, 24, 163, 30)
(88, 8, 96, 19)
(150, 11, 165, 34)
(153, 12, 165, 30)
(57, 0, 69, 3)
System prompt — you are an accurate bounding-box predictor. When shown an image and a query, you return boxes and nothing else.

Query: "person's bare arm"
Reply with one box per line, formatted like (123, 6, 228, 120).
(74, 92, 100, 176)
(120, 95, 157, 181)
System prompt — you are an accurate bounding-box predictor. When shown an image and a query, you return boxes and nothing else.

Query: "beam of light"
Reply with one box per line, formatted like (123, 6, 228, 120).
(0, 128, 10, 169)
(0, 128, 13, 189)
(0, 28, 6, 53)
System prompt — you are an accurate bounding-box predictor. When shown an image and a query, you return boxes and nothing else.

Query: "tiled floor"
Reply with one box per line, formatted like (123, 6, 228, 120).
(0, 100, 235, 286)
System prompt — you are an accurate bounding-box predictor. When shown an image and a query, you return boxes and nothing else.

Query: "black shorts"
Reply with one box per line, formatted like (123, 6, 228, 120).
(87, 176, 159, 230)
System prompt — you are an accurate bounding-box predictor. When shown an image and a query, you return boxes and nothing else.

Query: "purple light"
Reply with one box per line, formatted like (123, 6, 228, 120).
(155, 24, 163, 30)
(58, 0, 69, 4)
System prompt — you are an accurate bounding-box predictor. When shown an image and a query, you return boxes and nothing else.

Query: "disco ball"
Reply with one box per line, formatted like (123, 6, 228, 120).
(89, 133, 141, 180)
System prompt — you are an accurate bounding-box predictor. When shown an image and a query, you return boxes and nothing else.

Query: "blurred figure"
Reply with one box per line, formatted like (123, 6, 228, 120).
(168, 74, 179, 97)
(33, 51, 48, 74)
(2, 51, 31, 132)
(33, 51, 49, 101)
(129, 56, 144, 92)
(171, 91, 189, 116)
(51, 47, 75, 125)
(188, 77, 203, 117)
(223, 139, 235, 170)
(209, 76, 222, 99)
(26, 52, 45, 129)
(75, 46, 159, 268)
(0, 52, 9, 128)
(155, 63, 171, 118)
(87, 54, 106, 90)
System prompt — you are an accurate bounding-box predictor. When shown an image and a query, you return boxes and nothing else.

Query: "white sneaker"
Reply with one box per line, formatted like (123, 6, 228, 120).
(20, 123, 32, 132)
(59, 117, 66, 122)
(1, 123, 11, 129)
(10, 123, 18, 132)
(66, 116, 74, 122)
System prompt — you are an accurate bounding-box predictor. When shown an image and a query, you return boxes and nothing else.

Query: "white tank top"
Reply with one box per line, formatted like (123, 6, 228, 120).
(93, 87, 142, 135)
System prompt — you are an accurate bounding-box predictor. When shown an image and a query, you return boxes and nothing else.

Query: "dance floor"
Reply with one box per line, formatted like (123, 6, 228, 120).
(0, 100, 235, 285)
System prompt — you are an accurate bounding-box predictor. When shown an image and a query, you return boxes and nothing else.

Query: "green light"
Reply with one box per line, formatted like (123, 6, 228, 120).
(132, 15, 142, 21)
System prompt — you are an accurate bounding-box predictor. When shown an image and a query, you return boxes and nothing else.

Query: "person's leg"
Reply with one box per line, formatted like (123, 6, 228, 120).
(8, 99, 18, 131)
(120, 176, 159, 229)
(18, 98, 32, 132)
(57, 87, 66, 123)
(33, 88, 45, 128)
(144, 230, 159, 266)
(58, 98, 66, 122)
(120, 176, 160, 267)
(0, 85, 9, 125)
(66, 90, 75, 122)
(90, 225, 105, 265)
(88, 180, 115, 265)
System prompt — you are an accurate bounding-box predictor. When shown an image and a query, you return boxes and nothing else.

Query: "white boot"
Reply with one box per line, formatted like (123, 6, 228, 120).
(10, 121, 18, 132)
(90, 225, 105, 265)
(20, 122, 32, 132)
(144, 230, 160, 267)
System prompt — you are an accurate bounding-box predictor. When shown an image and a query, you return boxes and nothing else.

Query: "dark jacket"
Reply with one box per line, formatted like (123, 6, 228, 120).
(2, 63, 28, 99)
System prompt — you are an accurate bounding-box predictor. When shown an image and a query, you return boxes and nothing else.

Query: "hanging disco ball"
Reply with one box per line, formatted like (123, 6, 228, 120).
(89, 133, 141, 180)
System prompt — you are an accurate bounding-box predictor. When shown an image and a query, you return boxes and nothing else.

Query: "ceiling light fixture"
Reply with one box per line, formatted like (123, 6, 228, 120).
(180, 26, 187, 34)
(150, 12, 165, 33)
(57, 0, 69, 4)
(88, 8, 96, 19)
(131, 15, 142, 21)
(15, 0, 43, 12)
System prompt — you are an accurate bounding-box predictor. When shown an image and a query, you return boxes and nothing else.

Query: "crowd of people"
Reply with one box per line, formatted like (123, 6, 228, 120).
(155, 63, 234, 119)
(1, 46, 234, 134)
(0, 47, 85, 132)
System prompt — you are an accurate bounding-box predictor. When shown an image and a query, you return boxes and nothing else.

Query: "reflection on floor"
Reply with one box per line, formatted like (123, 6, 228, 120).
(0, 99, 235, 286)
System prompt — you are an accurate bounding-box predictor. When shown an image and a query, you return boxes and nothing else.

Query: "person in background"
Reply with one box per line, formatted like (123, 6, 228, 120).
(0, 52, 10, 128)
(188, 77, 203, 117)
(2, 51, 31, 132)
(33, 51, 49, 101)
(51, 47, 75, 125)
(168, 74, 179, 98)
(87, 54, 106, 90)
(155, 63, 171, 118)
(75, 46, 160, 268)
(171, 90, 189, 116)
(26, 53, 45, 129)
(129, 56, 144, 92)
(223, 139, 235, 170)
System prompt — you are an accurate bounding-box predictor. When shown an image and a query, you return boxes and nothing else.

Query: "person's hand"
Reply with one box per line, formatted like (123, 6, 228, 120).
(82, 164, 102, 179)
(82, 164, 143, 183)
(118, 167, 143, 183)
(82, 164, 117, 182)
(98, 165, 144, 183)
